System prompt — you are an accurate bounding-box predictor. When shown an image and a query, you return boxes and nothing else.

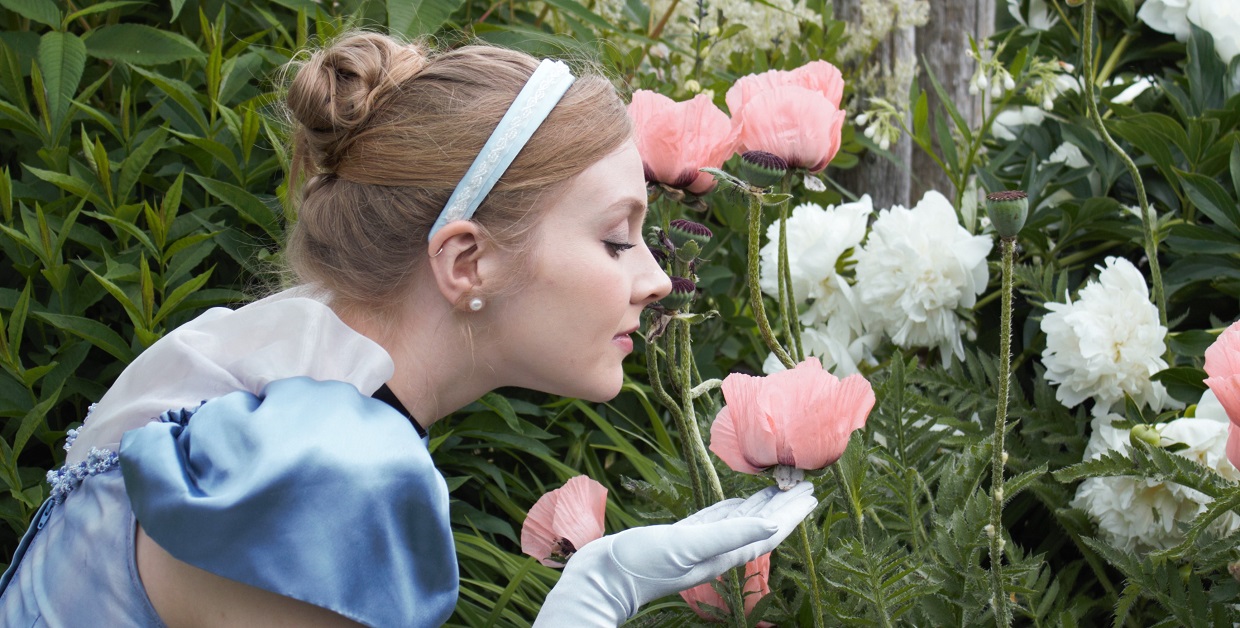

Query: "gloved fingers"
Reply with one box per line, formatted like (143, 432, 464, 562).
(725, 485, 783, 519)
(754, 481, 815, 520)
(759, 490, 819, 544)
(677, 497, 748, 526)
(675, 518, 779, 564)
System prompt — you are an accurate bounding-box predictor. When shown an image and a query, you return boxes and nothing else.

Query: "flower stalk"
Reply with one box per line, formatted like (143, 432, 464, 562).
(988, 234, 1016, 628)
(1082, 0, 1167, 333)
(746, 185, 795, 368)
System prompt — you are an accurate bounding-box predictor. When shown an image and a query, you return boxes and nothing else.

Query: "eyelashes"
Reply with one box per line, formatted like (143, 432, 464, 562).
(604, 240, 637, 257)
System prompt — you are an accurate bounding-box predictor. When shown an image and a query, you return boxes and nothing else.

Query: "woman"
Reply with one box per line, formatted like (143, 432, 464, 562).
(0, 32, 816, 626)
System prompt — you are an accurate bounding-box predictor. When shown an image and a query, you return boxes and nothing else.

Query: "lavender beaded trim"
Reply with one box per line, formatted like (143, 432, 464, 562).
(43, 404, 198, 505)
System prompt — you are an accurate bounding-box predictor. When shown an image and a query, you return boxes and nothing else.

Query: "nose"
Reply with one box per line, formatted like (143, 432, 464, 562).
(633, 243, 672, 306)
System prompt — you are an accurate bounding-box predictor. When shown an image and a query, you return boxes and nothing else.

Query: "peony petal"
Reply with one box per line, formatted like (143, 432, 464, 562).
(520, 475, 607, 568)
(1206, 374, 1240, 427)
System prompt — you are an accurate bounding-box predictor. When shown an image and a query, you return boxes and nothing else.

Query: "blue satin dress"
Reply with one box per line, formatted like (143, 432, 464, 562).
(0, 377, 459, 627)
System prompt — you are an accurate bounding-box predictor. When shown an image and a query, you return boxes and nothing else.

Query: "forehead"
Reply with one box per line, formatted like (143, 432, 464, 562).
(544, 141, 647, 222)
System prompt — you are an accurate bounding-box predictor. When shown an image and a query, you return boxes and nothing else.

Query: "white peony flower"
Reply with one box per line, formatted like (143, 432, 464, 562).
(1071, 405, 1240, 552)
(853, 191, 993, 365)
(1008, 0, 1058, 30)
(1041, 257, 1177, 416)
(1187, 0, 1240, 64)
(1043, 142, 1090, 169)
(761, 321, 881, 377)
(758, 197, 876, 374)
(1138, 0, 1192, 40)
(992, 105, 1047, 141)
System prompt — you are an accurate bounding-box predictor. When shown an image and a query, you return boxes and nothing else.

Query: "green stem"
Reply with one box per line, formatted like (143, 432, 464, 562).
(778, 178, 804, 361)
(676, 319, 724, 502)
(831, 464, 864, 545)
(648, 329, 705, 509)
(988, 237, 1015, 628)
(1082, 0, 1167, 338)
(799, 522, 825, 628)
(747, 190, 795, 368)
(1095, 32, 1136, 89)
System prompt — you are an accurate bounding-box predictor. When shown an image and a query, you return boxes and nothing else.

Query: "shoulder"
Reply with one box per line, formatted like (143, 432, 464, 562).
(119, 377, 458, 627)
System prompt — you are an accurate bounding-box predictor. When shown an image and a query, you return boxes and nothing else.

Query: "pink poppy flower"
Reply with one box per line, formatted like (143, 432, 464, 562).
(679, 553, 772, 623)
(628, 90, 738, 195)
(709, 357, 874, 482)
(1203, 321, 1240, 468)
(726, 61, 847, 173)
(520, 475, 607, 567)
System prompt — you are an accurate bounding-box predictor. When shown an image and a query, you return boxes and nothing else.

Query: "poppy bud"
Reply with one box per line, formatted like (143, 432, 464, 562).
(738, 150, 788, 188)
(667, 219, 713, 247)
(659, 276, 697, 311)
(985, 190, 1029, 239)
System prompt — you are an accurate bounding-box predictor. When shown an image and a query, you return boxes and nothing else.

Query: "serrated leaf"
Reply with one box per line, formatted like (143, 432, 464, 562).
(37, 31, 86, 137)
(0, 0, 60, 27)
(85, 24, 204, 65)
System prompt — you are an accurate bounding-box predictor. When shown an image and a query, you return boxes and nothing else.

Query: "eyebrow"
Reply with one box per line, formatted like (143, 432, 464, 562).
(610, 197, 648, 221)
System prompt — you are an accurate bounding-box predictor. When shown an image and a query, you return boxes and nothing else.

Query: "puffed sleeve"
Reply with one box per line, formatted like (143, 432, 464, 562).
(119, 377, 457, 628)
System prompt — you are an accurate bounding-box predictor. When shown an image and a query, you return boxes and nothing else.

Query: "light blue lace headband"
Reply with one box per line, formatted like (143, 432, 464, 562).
(428, 59, 577, 241)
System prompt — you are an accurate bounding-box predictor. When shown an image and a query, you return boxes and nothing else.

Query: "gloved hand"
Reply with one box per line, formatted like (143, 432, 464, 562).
(533, 482, 817, 627)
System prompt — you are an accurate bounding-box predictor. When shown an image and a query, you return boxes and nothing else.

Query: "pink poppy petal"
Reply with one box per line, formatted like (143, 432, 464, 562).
(734, 86, 845, 173)
(786, 373, 876, 470)
(552, 475, 608, 552)
(1228, 423, 1240, 471)
(1205, 321, 1240, 378)
(629, 90, 736, 193)
(520, 475, 607, 568)
(679, 553, 771, 621)
(712, 373, 779, 472)
(1206, 374, 1240, 427)
(709, 405, 768, 475)
(761, 358, 834, 466)
(790, 60, 845, 107)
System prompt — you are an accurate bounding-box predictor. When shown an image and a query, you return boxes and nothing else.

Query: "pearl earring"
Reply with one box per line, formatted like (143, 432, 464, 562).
(468, 297, 484, 312)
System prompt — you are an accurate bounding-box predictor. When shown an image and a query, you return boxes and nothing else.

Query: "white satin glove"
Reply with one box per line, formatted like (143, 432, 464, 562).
(533, 482, 817, 627)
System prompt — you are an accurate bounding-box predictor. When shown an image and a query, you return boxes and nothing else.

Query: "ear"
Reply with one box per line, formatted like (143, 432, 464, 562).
(427, 221, 488, 310)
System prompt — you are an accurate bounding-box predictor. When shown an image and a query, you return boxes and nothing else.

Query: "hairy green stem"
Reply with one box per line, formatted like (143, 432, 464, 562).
(988, 237, 1015, 628)
(648, 330, 705, 509)
(831, 464, 864, 545)
(778, 179, 804, 361)
(676, 319, 724, 502)
(799, 522, 825, 628)
(1082, 0, 1167, 334)
(747, 190, 795, 368)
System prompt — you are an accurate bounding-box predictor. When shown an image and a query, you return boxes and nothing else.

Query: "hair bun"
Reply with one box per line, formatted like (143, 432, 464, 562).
(288, 32, 427, 171)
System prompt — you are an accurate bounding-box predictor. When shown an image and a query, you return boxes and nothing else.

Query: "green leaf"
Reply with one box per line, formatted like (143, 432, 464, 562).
(389, 0, 466, 36)
(24, 164, 107, 209)
(540, 0, 618, 33)
(0, 0, 60, 27)
(1180, 171, 1240, 234)
(85, 24, 204, 65)
(128, 66, 208, 133)
(34, 312, 136, 362)
(1230, 141, 1240, 200)
(84, 265, 146, 332)
(117, 126, 169, 203)
(153, 267, 213, 326)
(479, 392, 521, 432)
(63, 0, 145, 26)
(1151, 366, 1208, 405)
(1186, 25, 1226, 114)
(190, 174, 280, 239)
(37, 31, 87, 136)
(12, 386, 60, 456)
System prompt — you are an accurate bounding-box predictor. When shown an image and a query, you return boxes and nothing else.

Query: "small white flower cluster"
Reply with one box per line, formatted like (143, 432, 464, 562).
(760, 191, 993, 373)
(839, 0, 931, 62)
(1071, 393, 1240, 553)
(1041, 257, 1178, 416)
(968, 39, 1017, 100)
(854, 98, 902, 152)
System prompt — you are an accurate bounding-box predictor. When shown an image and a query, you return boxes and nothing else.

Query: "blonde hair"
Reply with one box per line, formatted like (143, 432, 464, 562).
(281, 31, 632, 315)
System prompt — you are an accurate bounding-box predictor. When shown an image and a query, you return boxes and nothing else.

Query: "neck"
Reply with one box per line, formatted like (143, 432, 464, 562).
(335, 287, 499, 431)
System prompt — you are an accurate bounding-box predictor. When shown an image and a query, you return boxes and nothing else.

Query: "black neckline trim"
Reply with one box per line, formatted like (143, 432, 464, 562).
(373, 384, 427, 438)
